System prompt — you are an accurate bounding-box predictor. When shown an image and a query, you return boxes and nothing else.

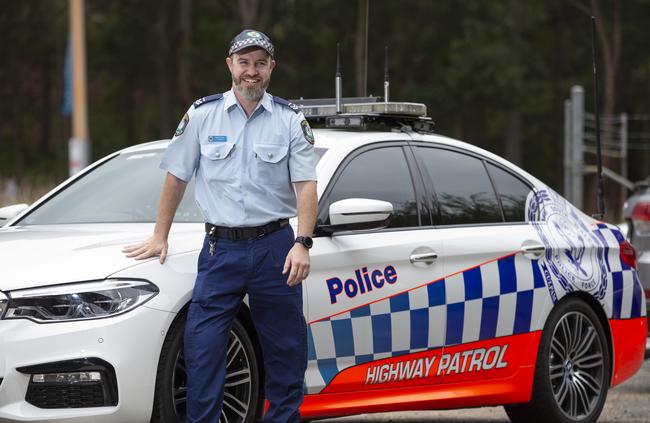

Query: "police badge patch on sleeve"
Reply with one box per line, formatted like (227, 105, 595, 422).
(175, 113, 189, 136)
(301, 120, 315, 144)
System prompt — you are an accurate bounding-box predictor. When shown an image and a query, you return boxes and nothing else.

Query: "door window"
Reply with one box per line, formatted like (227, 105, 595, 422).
(323, 146, 419, 228)
(486, 163, 532, 222)
(416, 147, 502, 225)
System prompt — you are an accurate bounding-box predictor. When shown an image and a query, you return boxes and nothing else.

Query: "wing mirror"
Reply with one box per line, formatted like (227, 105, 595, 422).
(319, 198, 393, 234)
(0, 203, 29, 226)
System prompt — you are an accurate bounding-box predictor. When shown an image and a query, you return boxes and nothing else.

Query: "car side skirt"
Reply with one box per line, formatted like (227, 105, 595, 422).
(300, 332, 540, 419)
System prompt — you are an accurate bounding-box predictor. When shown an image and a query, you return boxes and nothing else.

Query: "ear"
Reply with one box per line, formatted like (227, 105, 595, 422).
(270, 59, 276, 71)
(226, 56, 234, 72)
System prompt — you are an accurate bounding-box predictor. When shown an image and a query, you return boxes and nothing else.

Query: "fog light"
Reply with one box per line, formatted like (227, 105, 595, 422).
(32, 371, 102, 384)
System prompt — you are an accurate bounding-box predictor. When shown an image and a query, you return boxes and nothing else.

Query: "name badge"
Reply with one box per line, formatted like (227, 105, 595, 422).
(208, 135, 228, 143)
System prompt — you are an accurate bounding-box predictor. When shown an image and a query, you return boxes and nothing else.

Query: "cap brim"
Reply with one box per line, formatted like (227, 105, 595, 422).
(229, 43, 273, 57)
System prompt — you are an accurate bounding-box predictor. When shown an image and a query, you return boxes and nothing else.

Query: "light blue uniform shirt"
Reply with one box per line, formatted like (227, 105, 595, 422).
(160, 90, 317, 227)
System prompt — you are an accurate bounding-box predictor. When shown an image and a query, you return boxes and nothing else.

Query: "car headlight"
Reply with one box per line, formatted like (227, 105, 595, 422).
(2, 279, 158, 323)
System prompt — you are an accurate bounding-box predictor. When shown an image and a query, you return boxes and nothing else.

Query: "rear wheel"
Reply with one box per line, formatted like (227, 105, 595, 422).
(151, 314, 263, 423)
(505, 297, 610, 423)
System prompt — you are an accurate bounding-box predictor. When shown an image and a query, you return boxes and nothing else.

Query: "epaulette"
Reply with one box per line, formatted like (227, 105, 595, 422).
(193, 93, 223, 109)
(273, 96, 301, 114)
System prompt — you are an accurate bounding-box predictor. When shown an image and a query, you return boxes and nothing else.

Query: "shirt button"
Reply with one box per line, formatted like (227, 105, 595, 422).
(268, 153, 273, 158)
(216, 153, 221, 158)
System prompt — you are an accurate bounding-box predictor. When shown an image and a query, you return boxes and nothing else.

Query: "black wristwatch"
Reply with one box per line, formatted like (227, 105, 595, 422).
(295, 236, 313, 249)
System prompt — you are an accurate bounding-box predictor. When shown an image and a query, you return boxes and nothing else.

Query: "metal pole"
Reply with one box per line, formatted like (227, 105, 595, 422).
(571, 85, 584, 210)
(564, 99, 573, 202)
(620, 112, 628, 203)
(69, 0, 90, 176)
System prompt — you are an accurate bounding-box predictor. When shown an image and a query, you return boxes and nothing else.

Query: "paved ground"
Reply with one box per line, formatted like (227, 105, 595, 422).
(318, 358, 649, 423)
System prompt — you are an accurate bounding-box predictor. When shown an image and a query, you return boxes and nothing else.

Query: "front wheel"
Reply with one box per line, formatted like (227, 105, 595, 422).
(150, 314, 263, 423)
(505, 297, 610, 423)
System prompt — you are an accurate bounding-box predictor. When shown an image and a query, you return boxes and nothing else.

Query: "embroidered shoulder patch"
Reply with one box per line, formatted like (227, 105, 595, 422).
(301, 120, 314, 144)
(175, 113, 189, 137)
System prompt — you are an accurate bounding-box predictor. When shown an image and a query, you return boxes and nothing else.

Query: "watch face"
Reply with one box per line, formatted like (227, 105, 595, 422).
(297, 236, 313, 248)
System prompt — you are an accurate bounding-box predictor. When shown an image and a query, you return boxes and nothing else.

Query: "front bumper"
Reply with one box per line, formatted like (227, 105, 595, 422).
(0, 305, 175, 422)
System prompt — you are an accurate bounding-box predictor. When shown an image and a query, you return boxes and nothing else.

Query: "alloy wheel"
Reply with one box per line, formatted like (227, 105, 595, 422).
(548, 311, 605, 420)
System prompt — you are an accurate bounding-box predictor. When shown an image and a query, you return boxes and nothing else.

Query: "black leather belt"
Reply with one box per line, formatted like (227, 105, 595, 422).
(205, 219, 290, 241)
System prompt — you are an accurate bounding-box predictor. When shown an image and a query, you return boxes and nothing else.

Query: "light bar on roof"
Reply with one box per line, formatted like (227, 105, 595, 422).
(300, 102, 427, 118)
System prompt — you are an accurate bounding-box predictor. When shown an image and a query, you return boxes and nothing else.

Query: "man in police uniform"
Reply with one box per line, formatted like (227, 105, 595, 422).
(123, 29, 317, 423)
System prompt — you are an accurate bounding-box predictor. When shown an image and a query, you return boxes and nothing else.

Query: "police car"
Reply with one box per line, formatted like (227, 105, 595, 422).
(0, 98, 645, 423)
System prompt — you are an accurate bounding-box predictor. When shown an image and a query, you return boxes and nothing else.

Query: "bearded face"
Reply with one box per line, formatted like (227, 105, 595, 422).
(227, 48, 275, 102)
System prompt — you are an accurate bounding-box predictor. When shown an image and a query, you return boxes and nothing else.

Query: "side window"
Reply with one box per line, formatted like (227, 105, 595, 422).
(417, 147, 502, 225)
(486, 163, 532, 222)
(324, 146, 419, 228)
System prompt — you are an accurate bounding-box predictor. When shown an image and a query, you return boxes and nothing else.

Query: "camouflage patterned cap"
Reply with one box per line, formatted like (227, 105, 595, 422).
(228, 29, 274, 57)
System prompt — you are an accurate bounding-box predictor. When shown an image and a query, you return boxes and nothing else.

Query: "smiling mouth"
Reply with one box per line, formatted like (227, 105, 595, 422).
(243, 78, 260, 84)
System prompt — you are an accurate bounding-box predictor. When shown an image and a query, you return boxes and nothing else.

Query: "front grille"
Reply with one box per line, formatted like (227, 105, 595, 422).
(26, 383, 105, 408)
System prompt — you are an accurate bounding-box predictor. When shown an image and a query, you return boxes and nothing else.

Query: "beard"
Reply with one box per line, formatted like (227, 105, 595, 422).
(232, 74, 270, 102)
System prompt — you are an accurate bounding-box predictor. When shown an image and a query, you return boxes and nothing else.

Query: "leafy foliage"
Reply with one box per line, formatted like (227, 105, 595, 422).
(1, 0, 649, 208)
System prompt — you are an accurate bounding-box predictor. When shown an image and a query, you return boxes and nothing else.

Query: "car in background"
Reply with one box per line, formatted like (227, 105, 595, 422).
(0, 100, 646, 423)
(623, 177, 650, 354)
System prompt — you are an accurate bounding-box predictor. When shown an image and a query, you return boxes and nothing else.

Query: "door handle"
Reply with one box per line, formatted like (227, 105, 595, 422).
(521, 243, 545, 259)
(409, 252, 438, 264)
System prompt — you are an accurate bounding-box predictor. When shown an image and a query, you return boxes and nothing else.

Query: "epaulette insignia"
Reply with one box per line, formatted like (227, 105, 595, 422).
(273, 96, 301, 114)
(193, 93, 224, 108)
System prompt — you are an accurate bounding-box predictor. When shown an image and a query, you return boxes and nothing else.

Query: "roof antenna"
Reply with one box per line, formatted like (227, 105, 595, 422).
(335, 43, 342, 114)
(384, 45, 390, 102)
(591, 16, 606, 219)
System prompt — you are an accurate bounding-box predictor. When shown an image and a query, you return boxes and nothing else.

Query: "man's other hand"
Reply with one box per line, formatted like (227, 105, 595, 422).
(122, 235, 168, 264)
(283, 243, 310, 286)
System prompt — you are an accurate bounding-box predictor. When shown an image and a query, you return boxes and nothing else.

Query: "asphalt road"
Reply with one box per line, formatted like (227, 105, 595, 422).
(319, 357, 649, 423)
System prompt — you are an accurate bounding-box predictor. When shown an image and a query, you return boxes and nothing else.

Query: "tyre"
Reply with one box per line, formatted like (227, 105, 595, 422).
(504, 297, 610, 423)
(150, 313, 263, 423)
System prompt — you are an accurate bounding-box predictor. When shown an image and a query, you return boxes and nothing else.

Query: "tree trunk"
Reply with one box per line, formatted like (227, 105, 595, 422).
(354, 0, 368, 97)
(40, 55, 52, 155)
(505, 108, 522, 166)
(178, 0, 193, 107)
(156, 1, 173, 137)
(238, 0, 260, 28)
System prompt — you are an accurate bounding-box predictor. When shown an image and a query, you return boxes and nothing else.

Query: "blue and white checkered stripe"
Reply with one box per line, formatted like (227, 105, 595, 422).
(592, 223, 646, 320)
(305, 253, 550, 394)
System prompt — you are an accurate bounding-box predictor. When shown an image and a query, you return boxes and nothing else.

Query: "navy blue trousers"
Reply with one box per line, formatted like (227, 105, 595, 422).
(184, 226, 306, 423)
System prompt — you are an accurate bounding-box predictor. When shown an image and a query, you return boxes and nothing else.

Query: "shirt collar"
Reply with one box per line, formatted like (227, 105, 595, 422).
(224, 89, 273, 114)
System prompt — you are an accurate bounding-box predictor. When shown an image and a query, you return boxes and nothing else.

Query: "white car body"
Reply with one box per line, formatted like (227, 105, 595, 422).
(0, 127, 645, 422)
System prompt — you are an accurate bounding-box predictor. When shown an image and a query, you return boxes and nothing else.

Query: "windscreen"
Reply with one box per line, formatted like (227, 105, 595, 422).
(20, 151, 202, 224)
(19, 147, 328, 225)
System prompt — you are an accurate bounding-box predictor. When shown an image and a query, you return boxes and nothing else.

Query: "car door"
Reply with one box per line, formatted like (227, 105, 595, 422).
(411, 144, 549, 385)
(304, 142, 447, 394)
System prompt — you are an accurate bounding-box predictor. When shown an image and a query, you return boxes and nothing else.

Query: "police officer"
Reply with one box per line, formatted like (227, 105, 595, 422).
(123, 29, 317, 423)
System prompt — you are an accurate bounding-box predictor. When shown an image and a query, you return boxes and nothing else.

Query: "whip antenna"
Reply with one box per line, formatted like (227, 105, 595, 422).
(384, 46, 390, 102)
(335, 43, 342, 114)
(591, 16, 606, 219)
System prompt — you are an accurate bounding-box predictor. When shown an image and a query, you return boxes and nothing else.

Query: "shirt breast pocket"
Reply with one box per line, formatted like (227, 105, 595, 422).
(199, 142, 235, 182)
(253, 143, 290, 186)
